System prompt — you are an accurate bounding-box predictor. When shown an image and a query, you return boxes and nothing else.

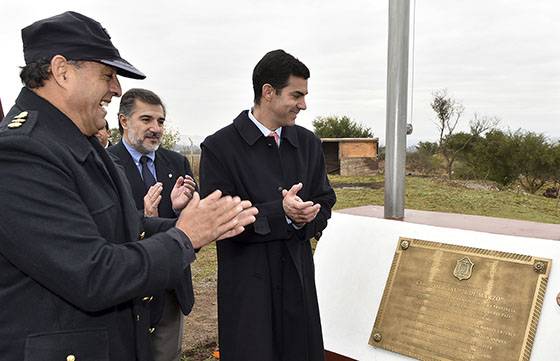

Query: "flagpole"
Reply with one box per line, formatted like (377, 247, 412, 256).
(384, 0, 415, 220)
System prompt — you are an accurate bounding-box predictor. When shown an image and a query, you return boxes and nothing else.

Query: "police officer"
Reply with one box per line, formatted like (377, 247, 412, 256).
(0, 11, 257, 361)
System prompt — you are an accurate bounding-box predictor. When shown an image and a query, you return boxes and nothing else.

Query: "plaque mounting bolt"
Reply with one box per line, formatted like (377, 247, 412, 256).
(556, 292, 560, 307)
(533, 261, 546, 274)
(372, 332, 382, 342)
(400, 240, 410, 250)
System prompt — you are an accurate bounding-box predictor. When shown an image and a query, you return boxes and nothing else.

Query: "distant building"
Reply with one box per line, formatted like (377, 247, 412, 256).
(321, 138, 379, 176)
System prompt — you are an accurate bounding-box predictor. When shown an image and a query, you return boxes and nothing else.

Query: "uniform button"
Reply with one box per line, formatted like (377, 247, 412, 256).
(142, 296, 153, 303)
(139, 232, 145, 240)
(67, 355, 76, 361)
(277, 186, 283, 192)
(136, 314, 140, 321)
(149, 327, 156, 334)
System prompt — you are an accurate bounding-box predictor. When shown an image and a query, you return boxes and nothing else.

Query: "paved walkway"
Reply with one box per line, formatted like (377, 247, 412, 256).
(336, 205, 560, 241)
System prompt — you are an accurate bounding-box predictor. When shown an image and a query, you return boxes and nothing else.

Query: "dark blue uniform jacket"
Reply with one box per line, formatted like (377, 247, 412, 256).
(0, 88, 195, 361)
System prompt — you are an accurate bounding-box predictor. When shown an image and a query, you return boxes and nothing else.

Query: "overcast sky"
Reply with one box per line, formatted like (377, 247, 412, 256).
(0, 1, 558, 146)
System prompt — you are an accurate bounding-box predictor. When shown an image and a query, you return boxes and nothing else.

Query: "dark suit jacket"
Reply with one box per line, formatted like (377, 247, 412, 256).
(108, 141, 195, 318)
(200, 110, 336, 361)
(0, 88, 195, 361)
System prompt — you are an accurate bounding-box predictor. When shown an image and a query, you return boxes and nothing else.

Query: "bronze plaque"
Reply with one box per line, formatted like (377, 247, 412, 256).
(370, 237, 551, 361)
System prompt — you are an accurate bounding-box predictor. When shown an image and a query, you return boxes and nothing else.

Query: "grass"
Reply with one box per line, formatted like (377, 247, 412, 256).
(191, 243, 217, 284)
(330, 175, 560, 224)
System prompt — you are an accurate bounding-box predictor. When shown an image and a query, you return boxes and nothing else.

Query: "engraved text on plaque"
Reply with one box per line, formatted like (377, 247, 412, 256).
(370, 238, 550, 361)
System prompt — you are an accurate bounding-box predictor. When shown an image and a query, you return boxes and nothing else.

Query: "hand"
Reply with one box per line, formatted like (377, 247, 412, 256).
(216, 206, 260, 240)
(171, 175, 197, 211)
(282, 183, 321, 226)
(175, 190, 258, 249)
(144, 182, 163, 217)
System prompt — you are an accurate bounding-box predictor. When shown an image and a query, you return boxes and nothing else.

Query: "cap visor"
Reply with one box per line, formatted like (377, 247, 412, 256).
(99, 58, 146, 79)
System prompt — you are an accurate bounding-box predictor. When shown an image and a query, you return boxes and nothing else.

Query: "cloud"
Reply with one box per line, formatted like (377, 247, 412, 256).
(0, 0, 558, 146)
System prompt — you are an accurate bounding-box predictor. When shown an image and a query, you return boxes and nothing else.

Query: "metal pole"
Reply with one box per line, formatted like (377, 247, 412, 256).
(384, 0, 414, 220)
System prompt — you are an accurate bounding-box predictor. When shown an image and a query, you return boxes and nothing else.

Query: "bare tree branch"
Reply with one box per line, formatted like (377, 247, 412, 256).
(430, 89, 498, 178)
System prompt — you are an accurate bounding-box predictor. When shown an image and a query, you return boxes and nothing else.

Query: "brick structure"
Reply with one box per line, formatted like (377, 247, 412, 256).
(321, 138, 379, 176)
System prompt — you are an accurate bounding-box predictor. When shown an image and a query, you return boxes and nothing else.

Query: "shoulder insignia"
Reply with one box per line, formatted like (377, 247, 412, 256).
(1, 110, 37, 134)
(8, 111, 29, 129)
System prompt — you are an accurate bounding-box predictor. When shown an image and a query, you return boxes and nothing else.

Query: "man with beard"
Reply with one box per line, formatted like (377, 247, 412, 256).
(200, 49, 336, 361)
(0, 11, 257, 361)
(108, 88, 197, 361)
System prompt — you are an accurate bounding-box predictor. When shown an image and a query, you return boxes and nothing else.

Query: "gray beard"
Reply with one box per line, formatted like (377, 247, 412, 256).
(128, 133, 161, 153)
(137, 142, 160, 153)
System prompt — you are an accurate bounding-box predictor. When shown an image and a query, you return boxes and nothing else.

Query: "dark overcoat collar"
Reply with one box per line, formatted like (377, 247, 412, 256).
(233, 110, 300, 148)
(15, 87, 93, 163)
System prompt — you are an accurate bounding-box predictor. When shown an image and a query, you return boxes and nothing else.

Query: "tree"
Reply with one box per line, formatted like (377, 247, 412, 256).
(416, 141, 438, 155)
(432, 89, 465, 146)
(108, 128, 121, 146)
(548, 143, 560, 204)
(514, 131, 554, 194)
(406, 141, 440, 175)
(431, 89, 498, 177)
(312, 115, 373, 138)
(469, 129, 518, 185)
(161, 127, 181, 150)
(472, 129, 554, 193)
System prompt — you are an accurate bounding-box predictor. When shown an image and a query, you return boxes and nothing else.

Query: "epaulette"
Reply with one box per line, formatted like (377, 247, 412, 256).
(0, 110, 38, 135)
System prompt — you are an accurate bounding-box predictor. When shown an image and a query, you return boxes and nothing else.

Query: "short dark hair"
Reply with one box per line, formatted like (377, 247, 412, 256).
(252, 49, 310, 105)
(20, 57, 83, 89)
(19, 57, 51, 88)
(118, 88, 166, 134)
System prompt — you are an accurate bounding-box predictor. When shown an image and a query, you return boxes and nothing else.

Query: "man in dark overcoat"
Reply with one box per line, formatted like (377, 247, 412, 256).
(200, 49, 336, 361)
(109, 88, 198, 361)
(0, 11, 257, 361)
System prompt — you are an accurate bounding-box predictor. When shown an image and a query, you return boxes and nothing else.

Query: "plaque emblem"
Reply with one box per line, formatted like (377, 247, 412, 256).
(453, 256, 474, 280)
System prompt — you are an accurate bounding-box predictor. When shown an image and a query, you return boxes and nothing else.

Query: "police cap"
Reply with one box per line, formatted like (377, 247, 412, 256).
(21, 11, 146, 79)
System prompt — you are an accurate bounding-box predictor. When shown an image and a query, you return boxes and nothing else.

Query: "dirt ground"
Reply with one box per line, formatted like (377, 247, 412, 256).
(181, 283, 218, 360)
(181, 245, 219, 361)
